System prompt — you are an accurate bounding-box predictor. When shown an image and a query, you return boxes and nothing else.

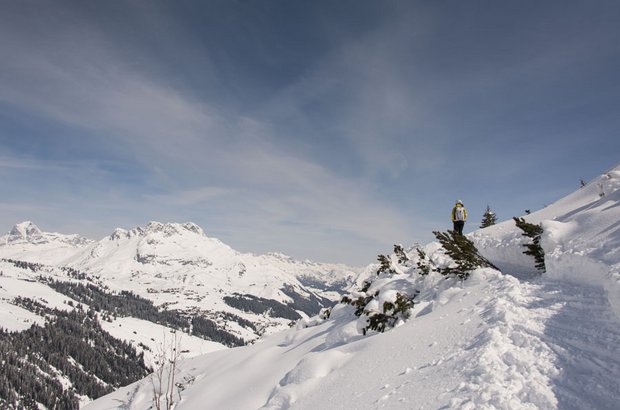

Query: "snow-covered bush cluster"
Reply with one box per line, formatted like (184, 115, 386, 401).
(340, 235, 495, 336)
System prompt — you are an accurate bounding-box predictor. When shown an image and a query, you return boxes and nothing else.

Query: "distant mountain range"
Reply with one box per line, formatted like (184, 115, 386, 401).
(0, 221, 360, 408)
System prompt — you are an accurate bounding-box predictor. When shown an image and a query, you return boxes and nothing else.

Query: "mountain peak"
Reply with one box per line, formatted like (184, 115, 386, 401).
(108, 221, 207, 240)
(2, 221, 91, 248)
(8, 221, 42, 241)
(142, 221, 205, 237)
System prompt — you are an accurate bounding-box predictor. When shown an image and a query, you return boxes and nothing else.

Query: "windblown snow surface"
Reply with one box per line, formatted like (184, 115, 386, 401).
(86, 165, 620, 410)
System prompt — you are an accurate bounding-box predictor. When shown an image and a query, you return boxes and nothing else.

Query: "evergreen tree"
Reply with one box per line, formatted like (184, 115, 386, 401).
(432, 230, 498, 279)
(376, 254, 397, 276)
(480, 205, 497, 228)
(513, 217, 546, 273)
(363, 292, 417, 334)
(0, 299, 151, 408)
(223, 294, 301, 322)
(393, 244, 409, 265)
(415, 248, 436, 276)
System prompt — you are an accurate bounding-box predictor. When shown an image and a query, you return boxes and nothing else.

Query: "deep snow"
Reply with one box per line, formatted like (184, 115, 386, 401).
(84, 164, 620, 410)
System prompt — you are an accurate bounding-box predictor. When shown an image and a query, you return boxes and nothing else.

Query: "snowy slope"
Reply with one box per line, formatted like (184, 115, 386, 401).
(0, 259, 225, 359)
(471, 166, 620, 315)
(0, 271, 67, 331)
(86, 164, 620, 410)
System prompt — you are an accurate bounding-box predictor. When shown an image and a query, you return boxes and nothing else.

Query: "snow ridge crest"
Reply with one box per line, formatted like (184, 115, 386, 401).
(109, 221, 206, 240)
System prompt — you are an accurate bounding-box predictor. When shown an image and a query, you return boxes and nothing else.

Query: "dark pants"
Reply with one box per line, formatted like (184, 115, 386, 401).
(453, 221, 465, 235)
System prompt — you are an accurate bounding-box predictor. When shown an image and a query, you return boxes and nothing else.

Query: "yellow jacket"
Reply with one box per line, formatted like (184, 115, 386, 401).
(452, 204, 467, 222)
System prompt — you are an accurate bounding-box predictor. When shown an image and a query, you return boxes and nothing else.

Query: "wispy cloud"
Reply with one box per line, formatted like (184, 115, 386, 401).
(0, 3, 416, 263)
(2, 1, 618, 263)
(146, 187, 235, 207)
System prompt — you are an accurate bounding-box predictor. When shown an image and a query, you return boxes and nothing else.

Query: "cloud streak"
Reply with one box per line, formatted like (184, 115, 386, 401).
(0, 2, 417, 263)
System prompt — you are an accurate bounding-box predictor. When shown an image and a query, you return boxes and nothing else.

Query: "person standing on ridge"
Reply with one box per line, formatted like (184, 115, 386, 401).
(452, 200, 467, 235)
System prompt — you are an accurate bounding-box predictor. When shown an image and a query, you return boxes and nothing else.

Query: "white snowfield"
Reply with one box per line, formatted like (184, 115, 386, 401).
(84, 164, 620, 410)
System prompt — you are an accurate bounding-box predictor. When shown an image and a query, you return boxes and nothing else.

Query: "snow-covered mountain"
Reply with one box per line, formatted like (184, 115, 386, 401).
(66, 221, 352, 299)
(57, 220, 358, 338)
(1, 220, 358, 340)
(0, 221, 92, 264)
(85, 164, 620, 410)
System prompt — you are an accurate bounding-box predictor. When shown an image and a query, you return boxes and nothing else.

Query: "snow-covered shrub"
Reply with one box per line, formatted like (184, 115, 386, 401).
(394, 244, 410, 265)
(376, 245, 410, 276)
(376, 254, 398, 275)
(358, 291, 418, 335)
(341, 277, 418, 336)
(414, 248, 437, 276)
(433, 231, 497, 279)
(319, 307, 331, 320)
(513, 217, 546, 273)
(338, 234, 497, 336)
(341, 288, 377, 317)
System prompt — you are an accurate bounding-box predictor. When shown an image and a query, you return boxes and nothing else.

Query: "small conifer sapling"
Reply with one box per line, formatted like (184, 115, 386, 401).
(480, 205, 497, 228)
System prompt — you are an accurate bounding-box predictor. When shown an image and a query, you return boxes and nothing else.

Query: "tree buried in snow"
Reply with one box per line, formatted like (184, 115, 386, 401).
(363, 292, 418, 334)
(415, 247, 437, 276)
(341, 245, 419, 335)
(513, 217, 546, 273)
(433, 230, 498, 279)
(376, 254, 397, 275)
(394, 244, 410, 265)
(342, 289, 418, 335)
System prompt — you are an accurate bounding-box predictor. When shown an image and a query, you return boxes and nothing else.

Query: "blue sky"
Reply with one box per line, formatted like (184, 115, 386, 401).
(1, 1, 619, 265)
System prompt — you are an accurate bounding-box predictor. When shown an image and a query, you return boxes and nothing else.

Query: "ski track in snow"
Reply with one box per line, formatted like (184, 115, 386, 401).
(539, 280, 620, 410)
(449, 275, 561, 410)
(449, 271, 620, 410)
